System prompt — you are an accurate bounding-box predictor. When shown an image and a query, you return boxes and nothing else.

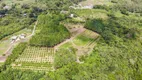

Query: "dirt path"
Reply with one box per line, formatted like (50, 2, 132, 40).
(32, 21, 38, 36)
(0, 21, 38, 62)
(0, 56, 6, 63)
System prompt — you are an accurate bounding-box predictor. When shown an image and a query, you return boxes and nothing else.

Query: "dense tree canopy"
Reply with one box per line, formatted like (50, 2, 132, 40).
(54, 48, 76, 69)
(85, 17, 140, 44)
(30, 14, 70, 47)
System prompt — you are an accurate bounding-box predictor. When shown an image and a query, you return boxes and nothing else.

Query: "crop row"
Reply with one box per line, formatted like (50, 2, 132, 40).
(12, 66, 54, 72)
(12, 46, 55, 71)
(15, 57, 54, 63)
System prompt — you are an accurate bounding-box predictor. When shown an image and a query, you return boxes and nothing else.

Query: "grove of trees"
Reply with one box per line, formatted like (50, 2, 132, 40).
(30, 14, 70, 47)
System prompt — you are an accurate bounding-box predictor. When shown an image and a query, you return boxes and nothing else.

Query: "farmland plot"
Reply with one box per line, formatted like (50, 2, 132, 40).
(73, 29, 99, 47)
(58, 28, 99, 58)
(12, 46, 55, 71)
(72, 29, 99, 57)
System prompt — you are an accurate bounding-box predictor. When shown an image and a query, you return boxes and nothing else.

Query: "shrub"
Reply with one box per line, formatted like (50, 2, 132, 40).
(21, 4, 30, 9)
(93, 5, 110, 11)
(120, 9, 129, 15)
(54, 48, 76, 69)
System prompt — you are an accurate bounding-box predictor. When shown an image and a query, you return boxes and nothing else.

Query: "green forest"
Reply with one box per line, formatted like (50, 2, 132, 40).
(0, 0, 142, 80)
(30, 14, 70, 47)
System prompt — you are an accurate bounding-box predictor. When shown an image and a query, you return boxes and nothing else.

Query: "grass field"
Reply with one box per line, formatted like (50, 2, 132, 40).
(0, 40, 11, 55)
(0, 63, 4, 66)
(80, 0, 114, 6)
(73, 35, 94, 46)
(12, 46, 55, 71)
(73, 9, 108, 19)
(59, 42, 73, 49)
(73, 29, 99, 47)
